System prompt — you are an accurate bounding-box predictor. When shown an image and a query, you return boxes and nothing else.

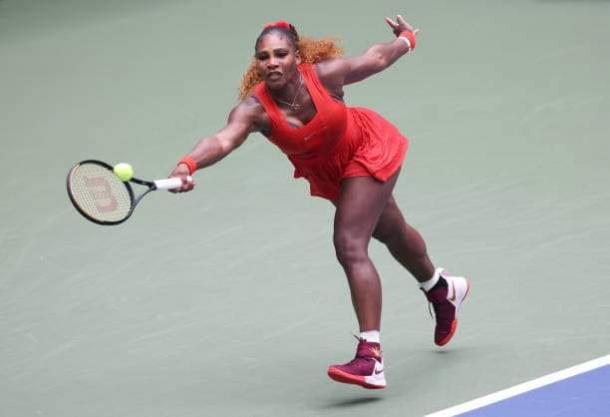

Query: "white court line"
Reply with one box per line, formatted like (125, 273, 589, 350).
(425, 354, 610, 417)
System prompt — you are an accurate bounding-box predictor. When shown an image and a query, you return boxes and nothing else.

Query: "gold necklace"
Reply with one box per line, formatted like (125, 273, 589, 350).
(274, 75, 303, 111)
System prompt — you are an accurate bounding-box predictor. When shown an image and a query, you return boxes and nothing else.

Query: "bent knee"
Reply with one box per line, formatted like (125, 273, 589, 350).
(333, 232, 369, 266)
(373, 200, 401, 242)
(372, 226, 392, 244)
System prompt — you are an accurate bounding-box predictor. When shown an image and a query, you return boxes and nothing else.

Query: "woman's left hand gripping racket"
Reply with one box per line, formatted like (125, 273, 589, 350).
(66, 159, 192, 225)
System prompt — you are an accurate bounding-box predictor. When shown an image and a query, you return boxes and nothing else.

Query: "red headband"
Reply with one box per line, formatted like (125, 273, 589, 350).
(264, 20, 291, 30)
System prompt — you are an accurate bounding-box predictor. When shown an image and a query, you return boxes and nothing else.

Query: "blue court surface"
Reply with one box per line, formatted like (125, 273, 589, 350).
(426, 356, 610, 417)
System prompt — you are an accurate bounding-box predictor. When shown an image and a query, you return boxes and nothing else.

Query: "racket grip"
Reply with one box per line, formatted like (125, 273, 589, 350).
(154, 176, 193, 190)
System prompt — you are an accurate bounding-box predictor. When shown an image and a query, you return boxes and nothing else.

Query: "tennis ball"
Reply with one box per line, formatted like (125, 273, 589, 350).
(113, 162, 134, 182)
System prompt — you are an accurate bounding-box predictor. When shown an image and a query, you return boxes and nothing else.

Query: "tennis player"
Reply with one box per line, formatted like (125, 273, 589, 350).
(169, 15, 470, 389)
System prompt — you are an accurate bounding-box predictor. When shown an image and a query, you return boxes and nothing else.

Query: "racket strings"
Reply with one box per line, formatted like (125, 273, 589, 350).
(68, 163, 132, 223)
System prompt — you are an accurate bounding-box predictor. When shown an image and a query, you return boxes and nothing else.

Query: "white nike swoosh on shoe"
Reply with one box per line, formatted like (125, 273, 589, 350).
(373, 361, 384, 375)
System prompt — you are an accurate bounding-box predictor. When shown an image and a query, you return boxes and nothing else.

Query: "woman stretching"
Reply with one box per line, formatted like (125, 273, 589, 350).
(169, 15, 470, 389)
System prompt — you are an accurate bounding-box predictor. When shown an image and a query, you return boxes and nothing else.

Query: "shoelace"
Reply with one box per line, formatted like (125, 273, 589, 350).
(421, 288, 436, 320)
(346, 335, 379, 365)
(351, 335, 366, 359)
(427, 299, 455, 327)
(422, 288, 452, 322)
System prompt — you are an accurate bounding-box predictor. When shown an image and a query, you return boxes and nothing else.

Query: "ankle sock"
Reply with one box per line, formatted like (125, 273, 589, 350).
(420, 267, 449, 292)
(359, 330, 380, 344)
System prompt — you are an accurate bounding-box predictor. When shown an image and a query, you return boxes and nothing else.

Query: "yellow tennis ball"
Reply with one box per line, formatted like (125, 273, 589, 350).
(113, 162, 134, 182)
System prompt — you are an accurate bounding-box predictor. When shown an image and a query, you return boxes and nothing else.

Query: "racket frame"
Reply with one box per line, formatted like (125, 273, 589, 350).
(66, 159, 171, 226)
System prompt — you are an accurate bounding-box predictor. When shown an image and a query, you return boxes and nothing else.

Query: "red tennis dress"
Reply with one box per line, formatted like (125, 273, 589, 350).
(253, 63, 408, 201)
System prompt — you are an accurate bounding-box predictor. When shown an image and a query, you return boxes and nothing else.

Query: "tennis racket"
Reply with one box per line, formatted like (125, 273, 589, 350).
(66, 159, 192, 225)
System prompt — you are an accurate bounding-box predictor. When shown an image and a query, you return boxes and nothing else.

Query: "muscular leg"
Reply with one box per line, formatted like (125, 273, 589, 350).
(333, 171, 400, 332)
(372, 196, 435, 282)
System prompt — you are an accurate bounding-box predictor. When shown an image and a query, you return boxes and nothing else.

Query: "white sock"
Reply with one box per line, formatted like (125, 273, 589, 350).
(419, 268, 443, 292)
(360, 330, 380, 344)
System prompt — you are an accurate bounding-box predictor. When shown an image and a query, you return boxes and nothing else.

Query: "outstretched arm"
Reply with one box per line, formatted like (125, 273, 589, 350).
(317, 15, 419, 87)
(168, 97, 262, 192)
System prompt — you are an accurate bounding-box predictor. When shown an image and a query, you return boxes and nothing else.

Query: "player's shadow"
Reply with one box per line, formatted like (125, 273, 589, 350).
(321, 395, 383, 409)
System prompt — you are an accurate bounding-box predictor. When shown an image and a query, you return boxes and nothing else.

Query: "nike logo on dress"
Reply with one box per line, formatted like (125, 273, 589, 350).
(303, 128, 325, 141)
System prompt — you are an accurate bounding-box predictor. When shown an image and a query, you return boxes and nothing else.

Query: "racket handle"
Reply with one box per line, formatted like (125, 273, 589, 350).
(154, 176, 193, 190)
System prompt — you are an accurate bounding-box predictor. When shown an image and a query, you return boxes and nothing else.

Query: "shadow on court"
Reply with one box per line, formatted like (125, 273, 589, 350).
(321, 396, 384, 409)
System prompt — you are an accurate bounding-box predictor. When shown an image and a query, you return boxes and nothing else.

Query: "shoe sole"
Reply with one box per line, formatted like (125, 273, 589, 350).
(327, 367, 386, 389)
(435, 278, 471, 347)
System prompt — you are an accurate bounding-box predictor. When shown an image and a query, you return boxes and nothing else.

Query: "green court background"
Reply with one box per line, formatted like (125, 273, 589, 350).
(1, 0, 609, 416)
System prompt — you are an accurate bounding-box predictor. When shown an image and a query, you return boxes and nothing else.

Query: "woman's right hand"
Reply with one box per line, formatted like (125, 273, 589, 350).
(168, 163, 195, 193)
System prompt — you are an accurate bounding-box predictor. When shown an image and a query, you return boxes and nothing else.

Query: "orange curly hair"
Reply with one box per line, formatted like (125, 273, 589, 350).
(238, 31, 344, 100)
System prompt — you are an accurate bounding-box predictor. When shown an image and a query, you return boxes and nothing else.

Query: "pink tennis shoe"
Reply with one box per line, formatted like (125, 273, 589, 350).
(327, 269, 469, 389)
(327, 338, 386, 389)
(423, 268, 471, 346)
